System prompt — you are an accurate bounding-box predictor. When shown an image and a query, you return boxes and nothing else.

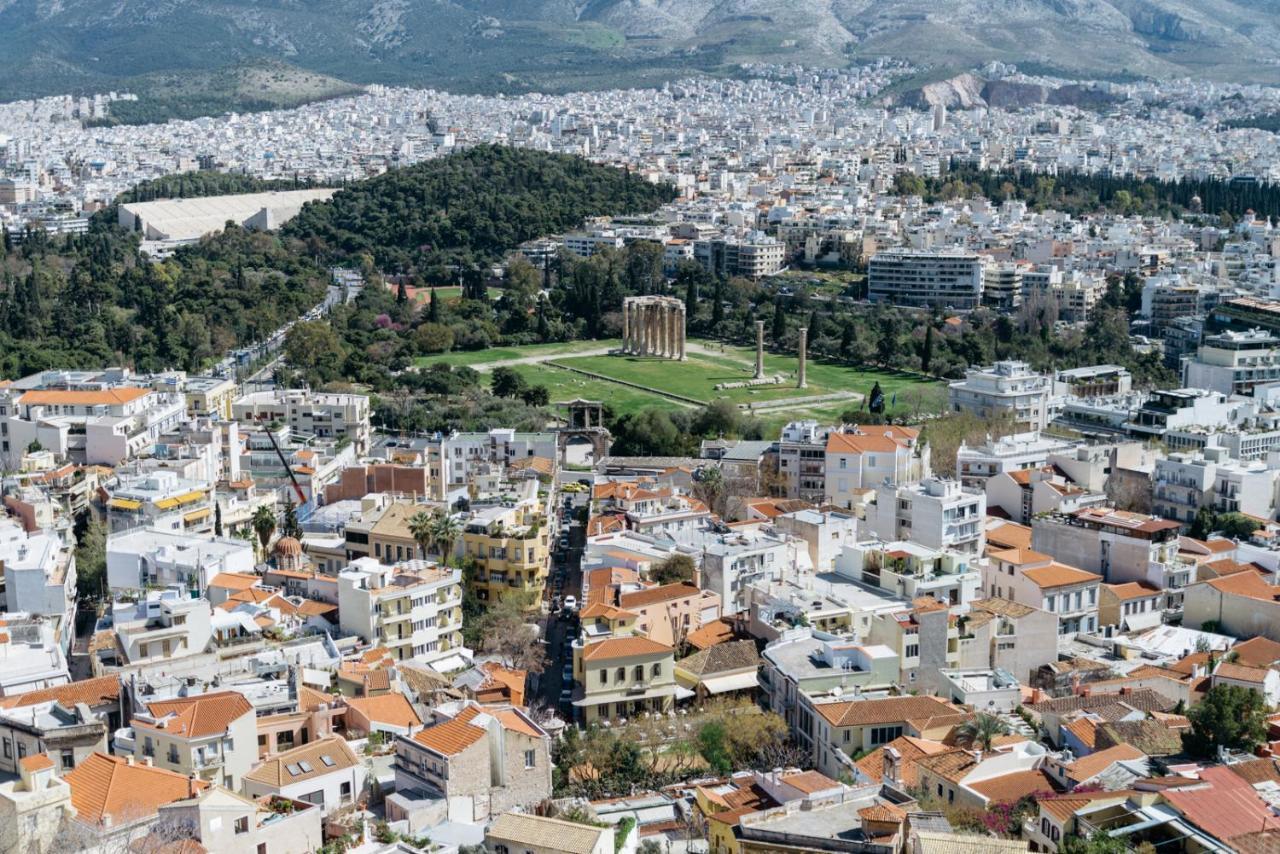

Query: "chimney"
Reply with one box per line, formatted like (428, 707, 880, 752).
(972, 749, 983, 764)
(125, 756, 135, 766)
(141, 756, 153, 767)
(1119, 686, 1131, 696)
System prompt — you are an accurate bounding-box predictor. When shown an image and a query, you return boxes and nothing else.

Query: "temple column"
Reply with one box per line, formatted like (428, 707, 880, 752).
(798, 327, 808, 389)
(678, 306, 687, 360)
(623, 302, 631, 353)
(754, 320, 765, 379)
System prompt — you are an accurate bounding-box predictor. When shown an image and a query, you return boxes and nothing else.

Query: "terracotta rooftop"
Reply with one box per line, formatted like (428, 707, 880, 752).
(813, 695, 958, 728)
(1022, 562, 1099, 589)
(138, 691, 254, 738)
(579, 636, 672, 661)
(1066, 743, 1146, 782)
(412, 710, 486, 756)
(65, 752, 208, 826)
(967, 768, 1060, 804)
(244, 735, 359, 788)
(0, 674, 120, 709)
(619, 582, 702, 610)
(343, 692, 421, 729)
(1103, 581, 1162, 601)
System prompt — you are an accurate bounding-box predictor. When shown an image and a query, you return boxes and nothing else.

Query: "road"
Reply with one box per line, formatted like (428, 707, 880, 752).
(535, 487, 590, 716)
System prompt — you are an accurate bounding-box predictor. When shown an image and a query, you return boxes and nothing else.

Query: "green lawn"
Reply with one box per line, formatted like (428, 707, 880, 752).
(415, 336, 946, 424)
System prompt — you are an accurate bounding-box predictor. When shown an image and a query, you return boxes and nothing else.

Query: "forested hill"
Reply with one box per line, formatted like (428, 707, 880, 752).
(113, 171, 327, 206)
(282, 145, 677, 273)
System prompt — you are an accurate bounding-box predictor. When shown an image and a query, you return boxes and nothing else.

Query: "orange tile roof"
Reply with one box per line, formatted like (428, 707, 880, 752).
(208, 572, 261, 591)
(1063, 715, 1099, 749)
(1104, 581, 1162, 601)
(779, 769, 839, 794)
(19, 387, 152, 407)
(580, 636, 672, 661)
(138, 691, 254, 738)
(64, 753, 207, 825)
(1066, 743, 1146, 781)
(968, 768, 1059, 804)
(619, 582, 701, 610)
(19, 753, 53, 772)
(858, 802, 907, 823)
(686, 619, 736, 651)
(986, 519, 1033, 550)
(244, 735, 359, 787)
(1233, 637, 1280, 668)
(854, 736, 951, 787)
(1023, 562, 1099, 589)
(413, 714, 486, 755)
(0, 674, 120, 709)
(826, 426, 918, 455)
(988, 547, 1052, 566)
(343, 693, 421, 729)
(492, 708, 543, 739)
(813, 695, 958, 728)
(1215, 662, 1272, 684)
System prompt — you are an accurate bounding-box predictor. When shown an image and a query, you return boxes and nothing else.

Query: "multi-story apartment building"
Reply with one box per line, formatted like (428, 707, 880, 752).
(956, 431, 1078, 489)
(870, 477, 986, 555)
(773, 509, 859, 574)
(1153, 449, 1221, 526)
(868, 250, 986, 310)
(1212, 456, 1280, 520)
(1054, 365, 1133, 399)
(463, 501, 550, 607)
(342, 497, 441, 565)
(1125, 388, 1237, 444)
(983, 261, 1025, 310)
(0, 520, 76, 635)
(390, 703, 552, 823)
(105, 526, 254, 595)
(105, 587, 214, 668)
(823, 425, 928, 508)
(948, 361, 1056, 432)
(173, 374, 238, 420)
(867, 597, 960, 692)
(776, 420, 833, 503)
(836, 539, 981, 606)
(982, 548, 1100, 636)
(698, 530, 792, 615)
(114, 690, 256, 791)
(693, 232, 785, 279)
(106, 470, 215, 535)
(338, 558, 464, 666)
(232, 389, 371, 454)
(0, 379, 185, 469)
(1182, 328, 1280, 396)
(430, 429, 558, 500)
(960, 598, 1059, 684)
(1030, 507, 1189, 614)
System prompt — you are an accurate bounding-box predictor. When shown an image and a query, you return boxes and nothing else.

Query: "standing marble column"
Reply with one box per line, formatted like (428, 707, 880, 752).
(797, 327, 808, 389)
(754, 320, 765, 379)
(623, 302, 631, 353)
(678, 306, 687, 360)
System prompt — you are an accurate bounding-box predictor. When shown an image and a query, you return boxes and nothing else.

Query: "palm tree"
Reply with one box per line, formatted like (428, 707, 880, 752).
(953, 713, 1010, 752)
(430, 511, 462, 567)
(251, 505, 277, 559)
(408, 510, 436, 560)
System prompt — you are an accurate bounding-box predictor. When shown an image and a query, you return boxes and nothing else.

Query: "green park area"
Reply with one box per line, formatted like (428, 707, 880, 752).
(417, 337, 946, 430)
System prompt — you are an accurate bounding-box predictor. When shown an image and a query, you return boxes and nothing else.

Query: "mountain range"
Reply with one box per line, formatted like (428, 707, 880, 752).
(2, 0, 1280, 103)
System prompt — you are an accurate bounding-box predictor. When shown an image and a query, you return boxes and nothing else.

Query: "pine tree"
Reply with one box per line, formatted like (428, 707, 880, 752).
(396, 279, 408, 304)
(840, 321, 854, 360)
(214, 503, 223, 538)
(685, 276, 698, 321)
(921, 326, 935, 373)
(772, 298, 786, 343)
(428, 287, 441, 323)
(710, 278, 725, 330)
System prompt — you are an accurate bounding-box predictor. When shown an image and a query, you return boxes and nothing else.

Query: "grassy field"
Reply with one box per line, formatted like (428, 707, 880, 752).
(417, 336, 946, 423)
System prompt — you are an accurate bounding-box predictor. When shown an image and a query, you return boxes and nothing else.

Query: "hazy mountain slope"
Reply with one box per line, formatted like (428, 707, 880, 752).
(2, 0, 1280, 103)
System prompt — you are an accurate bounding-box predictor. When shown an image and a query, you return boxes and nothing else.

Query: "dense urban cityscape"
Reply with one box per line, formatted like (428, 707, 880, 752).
(4, 43, 1280, 854)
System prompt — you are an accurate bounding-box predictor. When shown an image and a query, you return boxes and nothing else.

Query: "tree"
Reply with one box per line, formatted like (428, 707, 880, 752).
(771, 298, 786, 343)
(868, 381, 886, 414)
(697, 721, 733, 775)
(428, 286, 441, 322)
(520, 385, 550, 407)
(475, 591, 546, 672)
(491, 366, 526, 398)
(284, 320, 348, 386)
(74, 513, 107, 600)
(921, 325, 935, 373)
(840, 321, 855, 361)
(1188, 505, 1217, 540)
(214, 503, 224, 538)
(413, 321, 455, 354)
(281, 499, 303, 540)
(953, 713, 1010, 752)
(691, 464, 727, 518)
(430, 512, 462, 566)
(252, 505, 277, 556)
(652, 554, 696, 585)
(1184, 683, 1268, 757)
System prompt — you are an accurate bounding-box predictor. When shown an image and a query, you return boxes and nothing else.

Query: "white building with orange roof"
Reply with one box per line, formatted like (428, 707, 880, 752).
(571, 633, 676, 724)
(982, 548, 1100, 636)
(60, 752, 210, 849)
(824, 424, 929, 508)
(114, 689, 257, 791)
(0, 373, 186, 468)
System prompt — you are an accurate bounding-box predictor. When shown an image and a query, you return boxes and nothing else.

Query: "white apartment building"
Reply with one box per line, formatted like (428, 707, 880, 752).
(107, 587, 214, 667)
(982, 549, 1100, 637)
(106, 470, 215, 535)
(698, 531, 793, 615)
(431, 429, 559, 500)
(1212, 456, 1280, 520)
(823, 425, 929, 508)
(1182, 329, 1280, 396)
(0, 522, 76, 644)
(948, 361, 1056, 431)
(338, 558, 465, 667)
(232, 389, 371, 454)
(983, 262, 1025, 310)
(868, 250, 986, 310)
(956, 431, 1079, 489)
(105, 527, 255, 595)
(693, 232, 785, 279)
(563, 229, 626, 257)
(870, 477, 986, 555)
(0, 381, 185, 469)
(1153, 449, 1222, 526)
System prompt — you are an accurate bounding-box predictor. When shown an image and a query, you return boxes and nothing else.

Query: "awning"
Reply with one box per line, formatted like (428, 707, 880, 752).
(108, 497, 142, 511)
(674, 686, 696, 701)
(183, 507, 212, 524)
(698, 671, 760, 694)
(1123, 610, 1163, 632)
(155, 490, 206, 510)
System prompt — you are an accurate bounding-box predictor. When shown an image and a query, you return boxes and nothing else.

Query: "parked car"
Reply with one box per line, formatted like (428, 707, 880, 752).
(563, 595, 577, 612)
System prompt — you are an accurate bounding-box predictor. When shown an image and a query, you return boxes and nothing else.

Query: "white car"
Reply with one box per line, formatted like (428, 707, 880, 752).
(563, 595, 577, 612)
